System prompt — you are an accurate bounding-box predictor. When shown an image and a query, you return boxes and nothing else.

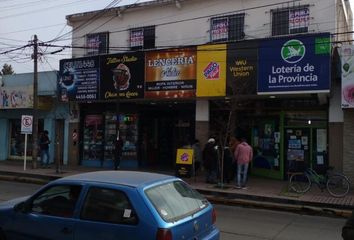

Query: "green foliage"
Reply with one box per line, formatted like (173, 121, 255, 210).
(0, 64, 14, 76)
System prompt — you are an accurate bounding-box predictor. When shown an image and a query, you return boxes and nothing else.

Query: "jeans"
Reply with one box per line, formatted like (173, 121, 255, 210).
(41, 149, 50, 166)
(236, 163, 249, 187)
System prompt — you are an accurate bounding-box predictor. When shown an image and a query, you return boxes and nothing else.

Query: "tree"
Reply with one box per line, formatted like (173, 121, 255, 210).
(0, 64, 14, 76)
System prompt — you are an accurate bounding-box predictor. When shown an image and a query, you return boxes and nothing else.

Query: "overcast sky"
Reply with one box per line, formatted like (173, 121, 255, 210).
(0, 0, 353, 74)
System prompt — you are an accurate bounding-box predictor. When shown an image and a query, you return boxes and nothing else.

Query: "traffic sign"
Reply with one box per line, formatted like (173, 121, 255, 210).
(21, 115, 33, 134)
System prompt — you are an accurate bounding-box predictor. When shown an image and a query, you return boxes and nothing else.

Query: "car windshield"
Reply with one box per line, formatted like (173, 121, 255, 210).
(145, 180, 208, 222)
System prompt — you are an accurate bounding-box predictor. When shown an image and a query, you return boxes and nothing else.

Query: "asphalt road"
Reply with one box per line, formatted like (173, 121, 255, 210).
(215, 204, 346, 240)
(0, 181, 347, 240)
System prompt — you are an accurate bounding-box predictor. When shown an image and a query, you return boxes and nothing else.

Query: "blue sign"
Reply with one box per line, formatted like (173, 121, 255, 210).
(258, 33, 331, 94)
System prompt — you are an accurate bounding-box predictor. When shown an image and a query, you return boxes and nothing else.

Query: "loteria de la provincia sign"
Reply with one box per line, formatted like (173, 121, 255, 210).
(258, 33, 330, 94)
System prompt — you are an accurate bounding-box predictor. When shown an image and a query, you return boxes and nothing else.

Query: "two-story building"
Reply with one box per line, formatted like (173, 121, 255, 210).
(62, 0, 353, 181)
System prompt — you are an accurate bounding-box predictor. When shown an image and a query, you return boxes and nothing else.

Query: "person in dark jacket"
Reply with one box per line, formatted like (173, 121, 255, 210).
(342, 210, 354, 240)
(202, 138, 218, 183)
(114, 135, 123, 170)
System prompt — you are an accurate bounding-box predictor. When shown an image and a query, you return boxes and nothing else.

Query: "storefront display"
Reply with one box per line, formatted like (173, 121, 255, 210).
(83, 115, 104, 163)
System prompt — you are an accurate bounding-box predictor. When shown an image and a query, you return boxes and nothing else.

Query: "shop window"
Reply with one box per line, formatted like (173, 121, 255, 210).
(86, 32, 109, 56)
(252, 119, 281, 171)
(9, 119, 44, 158)
(210, 13, 245, 42)
(271, 6, 310, 36)
(83, 115, 104, 162)
(130, 26, 155, 50)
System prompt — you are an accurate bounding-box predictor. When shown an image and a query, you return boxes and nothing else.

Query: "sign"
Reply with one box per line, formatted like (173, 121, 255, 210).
(58, 56, 100, 102)
(100, 53, 144, 100)
(21, 115, 33, 134)
(145, 48, 196, 98)
(86, 32, 109, 55)
(197, 44, 226, 97)
(130, 29, 144, 48)
(211, 18, 228, 42)
(258, 33, 331, 94)
(227, 41, 258, 95)
(341, 45, 354, 108)
(175, 148, 194, 178)
(289, 8, 310, 31)
(0, 85, 33, 109)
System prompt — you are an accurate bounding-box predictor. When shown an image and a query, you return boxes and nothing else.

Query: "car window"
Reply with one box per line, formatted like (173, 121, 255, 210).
(31, 185, 82, 218)
(145, 180, 208, 222)
(80, 187, 138, 225)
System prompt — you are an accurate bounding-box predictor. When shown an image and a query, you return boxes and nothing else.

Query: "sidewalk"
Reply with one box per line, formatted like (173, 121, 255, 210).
(0, 161, 353, 217)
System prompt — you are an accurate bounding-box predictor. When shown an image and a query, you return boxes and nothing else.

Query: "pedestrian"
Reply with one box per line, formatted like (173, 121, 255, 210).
(342, 210, 354, 240)
(202, 138, 218, 184)
(192, 139, 202, 176)
(39, 130, 51, 168)
(222, 145, 233, 183)
(114, 134, 123, 170)
(234, 137, 253, 189)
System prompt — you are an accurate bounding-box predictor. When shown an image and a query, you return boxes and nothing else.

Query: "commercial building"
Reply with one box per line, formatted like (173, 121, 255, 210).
(62, 0, 353, 181)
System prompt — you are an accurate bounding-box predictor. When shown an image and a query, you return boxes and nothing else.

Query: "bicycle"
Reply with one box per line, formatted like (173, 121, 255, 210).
(288, 167, 351, 198)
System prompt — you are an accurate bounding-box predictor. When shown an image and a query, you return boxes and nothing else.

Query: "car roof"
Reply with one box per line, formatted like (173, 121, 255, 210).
(55, 171, 177, 188)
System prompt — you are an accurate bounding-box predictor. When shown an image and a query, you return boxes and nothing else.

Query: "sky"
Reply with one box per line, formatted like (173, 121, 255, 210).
(0, 0, 353, 74)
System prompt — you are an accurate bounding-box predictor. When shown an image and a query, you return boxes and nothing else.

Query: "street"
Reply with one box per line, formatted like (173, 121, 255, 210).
(0, 180, 346, 240)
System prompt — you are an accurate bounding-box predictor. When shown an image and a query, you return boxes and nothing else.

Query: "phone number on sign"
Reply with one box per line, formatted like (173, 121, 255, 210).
(75, 94, 97, 100)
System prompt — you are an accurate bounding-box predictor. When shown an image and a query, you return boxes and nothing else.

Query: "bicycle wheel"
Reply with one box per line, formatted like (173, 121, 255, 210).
(326, 174, 350, 197)
(289, 173, 311, 194)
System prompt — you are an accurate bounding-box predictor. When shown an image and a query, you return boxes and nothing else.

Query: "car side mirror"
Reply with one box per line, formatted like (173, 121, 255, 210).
(14, 201, 30, 213)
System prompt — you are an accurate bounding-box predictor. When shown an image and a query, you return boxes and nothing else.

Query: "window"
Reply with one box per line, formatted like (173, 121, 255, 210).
(130, 26, 155, 50)
(31, 185, 82, 218)
(210, 14, 245, 42)
(86, 32, 109, 55)
(145, 180, 208, 222)
(81, 187, 138, 225)
(272, 6, 310, 36)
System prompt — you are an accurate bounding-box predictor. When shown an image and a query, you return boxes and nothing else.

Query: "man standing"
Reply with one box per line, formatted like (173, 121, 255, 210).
(234, 137, 253, 189)
(202, 138, 218, 184)
(39, 130, 51, 168)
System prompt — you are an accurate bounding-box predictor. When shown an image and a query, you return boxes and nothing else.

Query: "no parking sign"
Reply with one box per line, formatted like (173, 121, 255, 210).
(21, 115, 33, 134)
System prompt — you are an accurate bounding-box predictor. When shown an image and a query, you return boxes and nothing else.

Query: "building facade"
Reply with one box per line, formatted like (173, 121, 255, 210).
(0, 71, 70, 166)
(63, 0, 353, 181)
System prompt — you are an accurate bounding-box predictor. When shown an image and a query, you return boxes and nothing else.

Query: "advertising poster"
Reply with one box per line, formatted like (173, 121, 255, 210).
(0, 85, 33, 109)
(258, 33, 331, 94)
(197, 44, 226, 97)
(86, 32, 108, 55)
(211, 18, 228, 42)
(100, 53, 144, 100)
(58, 56, 100, 102)
(341, 45, 354, 108)
(175, 148, 194, 178)
(145, 48, 196, 98)
(289, 8, 310, 31)
(227, 40, 258, 95)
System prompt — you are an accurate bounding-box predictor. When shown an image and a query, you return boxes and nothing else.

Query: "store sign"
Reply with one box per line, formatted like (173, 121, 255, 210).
(58, 56, 100, 102)
(175, 148, 193, 178)
(211, 18, 228, 42)
(0, 85, 33, 109)
(130, 29, 144, 48)
(341, 45, 354, 108)
(289, 8, 310, 30)
(100, 53, 144, 100)
(86, 32, 109, 55)
(145, 48, 196, 98)
(258, 34, 331, 94)
(197, 44, 226, 97)
(227, 41, 258, 95)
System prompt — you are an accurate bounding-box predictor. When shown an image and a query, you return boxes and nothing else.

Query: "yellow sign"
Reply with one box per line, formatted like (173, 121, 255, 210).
(197, 44, 226, 97)
(176, 148, 194, 165)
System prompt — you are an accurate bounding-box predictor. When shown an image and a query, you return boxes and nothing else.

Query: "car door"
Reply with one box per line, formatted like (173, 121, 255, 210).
(74, 184, 142, 240)
(5, 184, 82, 240)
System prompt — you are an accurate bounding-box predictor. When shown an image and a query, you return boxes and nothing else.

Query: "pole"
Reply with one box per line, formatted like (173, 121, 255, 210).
(24, 134, 28, 171)
(32, 34, 39, 169)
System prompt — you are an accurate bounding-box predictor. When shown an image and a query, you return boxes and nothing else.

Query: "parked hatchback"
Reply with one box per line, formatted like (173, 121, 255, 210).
(0, 171, 220, 240)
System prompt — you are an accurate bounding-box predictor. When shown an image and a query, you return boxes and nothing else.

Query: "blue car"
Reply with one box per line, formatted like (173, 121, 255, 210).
(0, 171, 220, 240)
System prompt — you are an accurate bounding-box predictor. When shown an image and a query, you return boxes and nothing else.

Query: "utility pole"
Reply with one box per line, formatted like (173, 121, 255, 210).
(32, 35, 39, 169)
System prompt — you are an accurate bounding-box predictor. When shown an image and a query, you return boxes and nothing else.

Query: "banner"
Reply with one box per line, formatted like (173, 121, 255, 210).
(289, 8, 310, 31)
(175, 148, 194, 178)
(258, 33, 331, 94)
(145, 48, 196, 98)
(100, 53, 144, 100)
(58, 56, 100, 102)
(0, 85, 33, 109)
(227, 41, 258, 95)
(341, 45, 354, 108)
(197, 44, 226, 97)
(211, 18, 228, 42)
(86, 32, 109, 55)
